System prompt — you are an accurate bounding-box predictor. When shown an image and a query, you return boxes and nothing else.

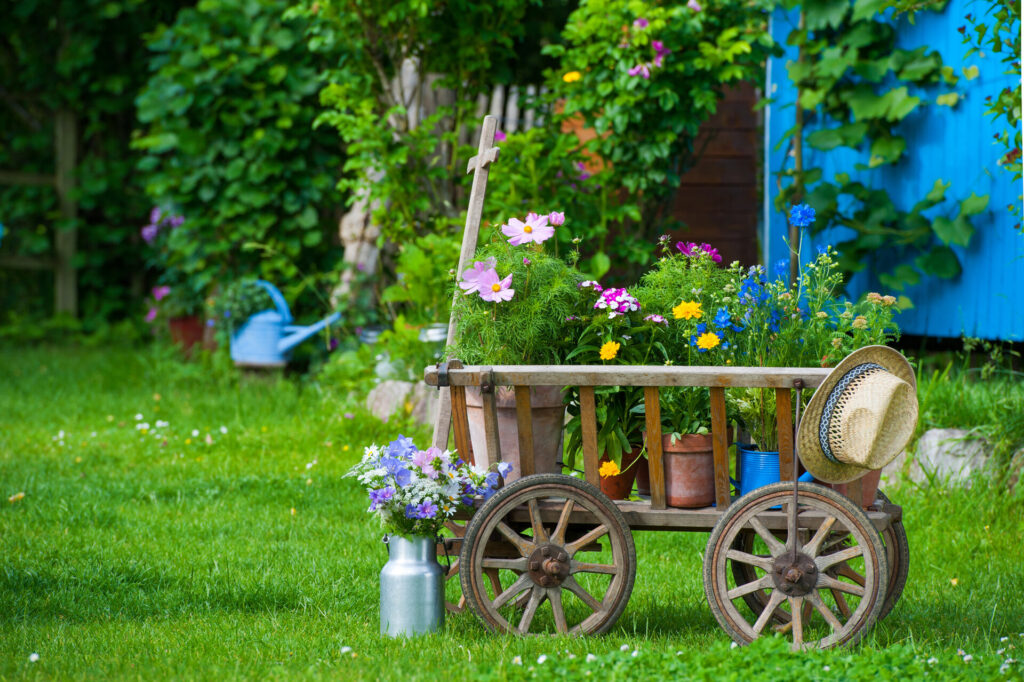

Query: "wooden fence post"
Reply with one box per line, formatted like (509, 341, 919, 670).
(54, 108, 78, 316)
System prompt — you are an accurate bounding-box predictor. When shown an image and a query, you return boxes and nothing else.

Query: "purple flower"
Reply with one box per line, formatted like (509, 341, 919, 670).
(522, 257, 531, 266)
(789, 204, 816, 228)
(343, 412, 354, 419)
(633, 17, 648, 28)
(368, 486, 395, 511)
(652, 40, 672, 67)
(165, 215, 184, 228)
(387, 435, 417, 459)
(644, 314, 668, 325)
(579, 280, 603, 293)
(149, 207, 162, 225)
(494, 130, 507, 143)
(152, 286, 171, 302)
(565, 315, 580, 322)
(206, 319, 216, 327)
(141, 224, 158, 244)
(676, 241, 722, 264)
(502, 213, 554, 245)
(628, 63, 652, 79)
(594, 287, 640, 318)
(459, 257, 498, 294)
(548, 211, 565, 226)
(477, 269, 515, 303)
(145, 307, 157, 323)
(406, 500, 438, 519)
(687, 0, 702, 10)
(576, 161, 591, 181)
(411, 448, 439, 478)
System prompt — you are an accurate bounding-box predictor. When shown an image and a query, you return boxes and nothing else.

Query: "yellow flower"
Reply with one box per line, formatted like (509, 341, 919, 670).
(696, 332, 721, 350)
(673, 300, 702, 320)
(562, 70, 582, 83)
(599, 341, 621, 360)
(950, 577, 958, 586)
(599, 460, 620, 478)
(852, 315, 868, 329)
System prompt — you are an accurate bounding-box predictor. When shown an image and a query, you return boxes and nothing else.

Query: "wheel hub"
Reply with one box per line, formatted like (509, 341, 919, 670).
(771, 550, 818, 596)
(527, 543, 571, 587)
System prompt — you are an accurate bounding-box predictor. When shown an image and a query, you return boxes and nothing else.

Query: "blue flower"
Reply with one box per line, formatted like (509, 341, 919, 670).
(789, 204, 816, 228)
(387, 435, 417, 459)
(368, 486, 395, 511)
(773, 258, 790, 280)
(713, 308, 732, 329)
(816, 244, 829, 256)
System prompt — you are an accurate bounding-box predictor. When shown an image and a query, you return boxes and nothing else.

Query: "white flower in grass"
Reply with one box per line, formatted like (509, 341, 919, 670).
(620, 644, 629, 652)
(156, 420, 169, 428)
(999, 649, 1006, 655)
(192, 429, 199, 437)
(537, 655, 547, 664)
(135, 414, 143, 421)
(29, 653, 39, 663)
(927, 657, 938, 665)
(631, 650, 639, 657)
(963, 655, 974, 663)
(1002, 637, 1010, 642)
(220, 426, 228, 434)
(730, 642, 738, 649)
(339, 646, 352, 655)
(823, 665, 830, 672)
(512, 656, 522, 665)
(586, 654, 596, 662)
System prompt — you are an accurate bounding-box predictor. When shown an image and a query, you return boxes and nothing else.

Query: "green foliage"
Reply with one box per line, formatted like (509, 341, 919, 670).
(544, 0, 775, 239)
(134, 0, 344, 301)
(380, 233, 461, 324)
(211, 279, 275, 330)
(777, 0, 990, 294)
(961, 0, 1022, 230)
(0, 0, 180, 324)
(448, 239, 583, 366)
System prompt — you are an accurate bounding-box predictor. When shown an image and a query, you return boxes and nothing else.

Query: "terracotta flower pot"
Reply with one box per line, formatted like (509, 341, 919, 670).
(168, 315, 205, 353)
(829, 468, 882, 508)
(465, 386, 565, 482)
(634, 455, 651, 497)
(599, 447, 643, 500)
(660, 433, 716, 508)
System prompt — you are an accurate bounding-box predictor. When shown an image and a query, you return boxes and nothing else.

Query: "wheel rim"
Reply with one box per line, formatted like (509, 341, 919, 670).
(461, 475, 635, 635)
(705, 483, 887, 650)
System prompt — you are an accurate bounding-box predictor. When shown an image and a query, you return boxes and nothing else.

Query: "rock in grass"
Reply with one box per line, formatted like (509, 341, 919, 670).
(365, 380, 437, 426)
(907, 428, 993, 486)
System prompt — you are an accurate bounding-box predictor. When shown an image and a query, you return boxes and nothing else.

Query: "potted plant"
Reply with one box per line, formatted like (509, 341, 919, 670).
(447, 210, 583, 479)
(346, 435, 510, 636)
(141, 207, 207, 351)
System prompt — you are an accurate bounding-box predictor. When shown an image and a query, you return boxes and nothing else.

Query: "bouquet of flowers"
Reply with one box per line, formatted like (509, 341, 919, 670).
(347, 435, 511, 537)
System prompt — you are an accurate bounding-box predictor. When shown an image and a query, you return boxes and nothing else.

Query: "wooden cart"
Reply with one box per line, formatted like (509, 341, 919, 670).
(425, 364, 908, 649)
(425, 115, 908, 649)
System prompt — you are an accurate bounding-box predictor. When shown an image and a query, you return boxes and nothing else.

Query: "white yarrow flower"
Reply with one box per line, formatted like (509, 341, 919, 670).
(537, 655, 547, 664)
(586, 654, 597, 662)
(29, 653, 39, 663)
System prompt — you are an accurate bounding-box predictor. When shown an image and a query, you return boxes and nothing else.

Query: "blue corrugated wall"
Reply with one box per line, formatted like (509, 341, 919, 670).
(764, 1, 1023, 341)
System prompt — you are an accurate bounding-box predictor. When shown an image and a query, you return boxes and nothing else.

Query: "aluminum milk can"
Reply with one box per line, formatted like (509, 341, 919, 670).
(380, 535, 444, 636)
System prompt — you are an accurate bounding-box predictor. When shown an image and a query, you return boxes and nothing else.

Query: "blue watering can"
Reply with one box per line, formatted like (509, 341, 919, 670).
(229, 280, 341, 367)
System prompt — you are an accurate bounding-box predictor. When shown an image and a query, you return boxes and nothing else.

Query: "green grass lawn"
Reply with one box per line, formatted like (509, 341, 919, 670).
(1, 345, 1022, 680)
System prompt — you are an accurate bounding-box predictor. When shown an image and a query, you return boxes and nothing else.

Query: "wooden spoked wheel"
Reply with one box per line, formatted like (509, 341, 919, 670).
(704, 482, 888, 650)
(460, 474, 636, 635)
(728, 488, 909, 625)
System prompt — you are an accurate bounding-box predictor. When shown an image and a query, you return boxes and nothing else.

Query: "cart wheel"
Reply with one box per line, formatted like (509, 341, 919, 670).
(703, 482, 888, 650)
(876, 490, 909, 619)
(460, 473, 636, 635)
(438, 519, 507, 614)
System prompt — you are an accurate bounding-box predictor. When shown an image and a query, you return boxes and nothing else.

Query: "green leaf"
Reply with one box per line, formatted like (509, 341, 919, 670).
(916, 246, 961, 279)
(806, 122, 868, 150)
(869, 135, 906, 165)
(962, 65, 980, 80)
(925, 179, 950, 204)
(851, 0, 887, 22)
(805, 0, 849, 30)
(935, 92, 960, 107)
(932, 216, 974, 246)
(878, 264, 921, 291)
(960, 192, 989, 216)
(590, 252, 611, 279)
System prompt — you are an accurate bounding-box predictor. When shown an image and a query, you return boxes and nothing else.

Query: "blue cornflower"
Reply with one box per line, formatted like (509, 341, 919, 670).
(739, 275, 769, 306)
(789, 204, 816, 228)
(773, 258, 790, 280)
(713, 308, 732, 329)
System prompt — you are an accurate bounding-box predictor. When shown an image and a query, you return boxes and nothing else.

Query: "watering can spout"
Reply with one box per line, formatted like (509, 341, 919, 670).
(278, 312, 341, 354)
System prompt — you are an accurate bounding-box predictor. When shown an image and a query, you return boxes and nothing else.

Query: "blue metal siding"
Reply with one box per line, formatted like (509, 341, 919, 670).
(764, 1, 1024, 341)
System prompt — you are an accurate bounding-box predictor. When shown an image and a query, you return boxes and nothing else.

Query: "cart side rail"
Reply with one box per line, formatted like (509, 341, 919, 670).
(426, 363, 831, 512)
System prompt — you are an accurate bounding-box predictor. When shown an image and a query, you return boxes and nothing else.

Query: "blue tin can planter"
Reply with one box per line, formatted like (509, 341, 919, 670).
(229, 280, 341, 368)
(736, 444, 813, 497)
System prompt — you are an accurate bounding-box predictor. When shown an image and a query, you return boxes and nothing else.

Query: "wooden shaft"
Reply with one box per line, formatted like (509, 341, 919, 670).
(424, 365, 830, 389)
(644, 387, 666, 510)
(479, 369, 502, 469)
(448, 360, 473, 464)
(776, 387, 794, 482)
(579, 386, 600, 487)
(710, 387, 730, 509)
(513, 386, 535, 477)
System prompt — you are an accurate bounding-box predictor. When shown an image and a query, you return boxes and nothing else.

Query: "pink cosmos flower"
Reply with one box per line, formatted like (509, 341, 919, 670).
(477, 269, 515, 303)
(548, 211, 565, 226)
(152, 286, 171, 302)
(494, 130, 507, 142)
(145, 307, 158, 323)
(501, 213, 554, 245)
(411, 448, 439, 478)
(459, 257, 498, 294)
(628, 63, 652, 79)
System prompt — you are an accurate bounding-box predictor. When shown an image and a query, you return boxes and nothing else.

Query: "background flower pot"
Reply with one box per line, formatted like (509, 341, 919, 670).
(168, 315, 204, 352)
(829, 468, 882, 508)
(660, 433, 716, 508)
(600, 447, 643, 500)
(634, 455, 651, 497)
(465, 385, 565, 482)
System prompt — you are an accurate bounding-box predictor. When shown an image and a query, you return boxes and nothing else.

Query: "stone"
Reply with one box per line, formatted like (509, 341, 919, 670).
(1008, 448, 1024, 492)
(366, 380, 413, 422)
(906, 428, 993, 486)
(365, 379, 438, 427)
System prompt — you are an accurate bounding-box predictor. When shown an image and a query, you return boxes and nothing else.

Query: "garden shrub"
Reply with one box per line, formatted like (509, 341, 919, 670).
(134, 0, 344, 309)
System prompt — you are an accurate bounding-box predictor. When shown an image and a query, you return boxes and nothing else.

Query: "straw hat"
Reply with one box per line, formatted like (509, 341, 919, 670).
(797, 346, 918, 484)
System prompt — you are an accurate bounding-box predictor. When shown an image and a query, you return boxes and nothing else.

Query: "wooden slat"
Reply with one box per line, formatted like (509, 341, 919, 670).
(0, 170, 56, 186)
(579, 386, 600, 487)
(450, 384, 473, 466)
(424, 365, 830, 389)
(776, 388, 794, 482)
(710, 387, 730, 509)
(513, 385, 535, 477)
(479, 370, 502, 469)
(643, 386, 666, 510)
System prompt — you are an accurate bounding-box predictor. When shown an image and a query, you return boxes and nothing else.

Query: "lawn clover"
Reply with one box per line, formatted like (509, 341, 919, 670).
(502, 213, 554, 245)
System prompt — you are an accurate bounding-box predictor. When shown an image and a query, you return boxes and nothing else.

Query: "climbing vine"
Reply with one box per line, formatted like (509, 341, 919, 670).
(776, 0, 990, 295)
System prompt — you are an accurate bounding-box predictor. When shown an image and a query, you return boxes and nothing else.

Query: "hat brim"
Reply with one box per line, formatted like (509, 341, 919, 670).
(797, 345, 917, 484)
